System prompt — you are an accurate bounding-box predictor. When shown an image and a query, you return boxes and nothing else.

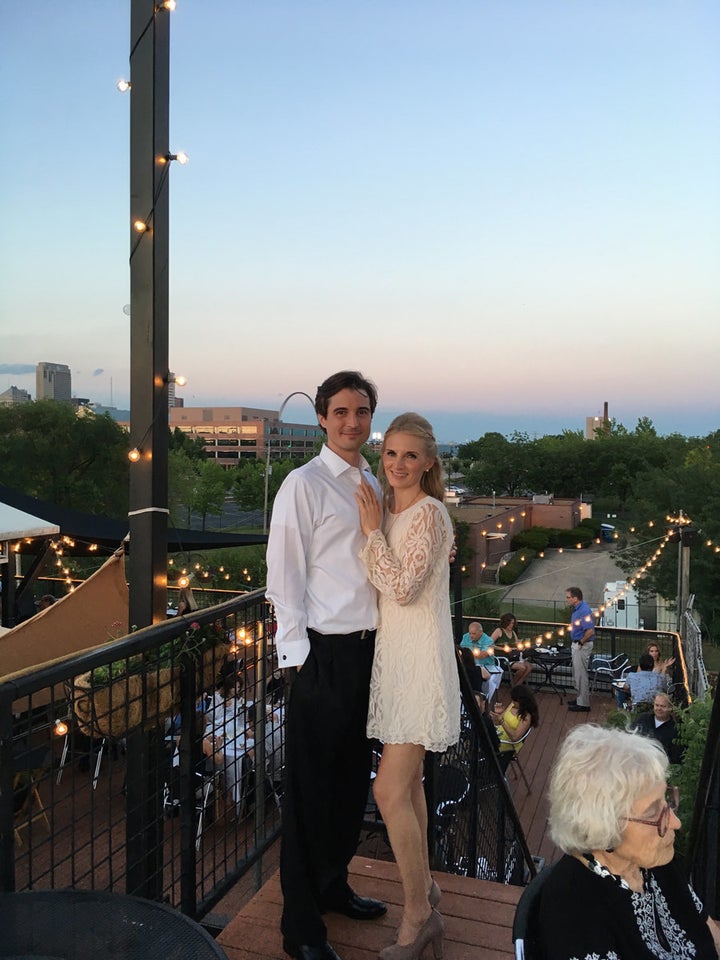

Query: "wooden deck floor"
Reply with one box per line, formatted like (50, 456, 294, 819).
(215, 687, 616, 958)
(506, 686, 614, 866)
(217, 856, 521, 959)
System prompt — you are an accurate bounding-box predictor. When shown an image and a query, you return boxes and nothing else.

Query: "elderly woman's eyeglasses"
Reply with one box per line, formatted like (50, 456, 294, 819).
(626, 788, 679, 838)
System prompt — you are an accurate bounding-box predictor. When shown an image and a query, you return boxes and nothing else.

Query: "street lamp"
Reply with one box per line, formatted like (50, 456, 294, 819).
(263, 391, 316, 534)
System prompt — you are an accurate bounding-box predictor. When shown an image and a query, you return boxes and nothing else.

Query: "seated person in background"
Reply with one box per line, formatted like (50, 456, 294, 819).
(635, 692, 684, 765)
(459, 646, 488, 702)
(491, 613, 533, 685)
(207, 674, 255, 815)
(460, 621, 503, 701)
(534, 725, 720, 959)
(646, 641, 676, 676)
(616, 652, 667, 709)
(492, 684, 539, 773)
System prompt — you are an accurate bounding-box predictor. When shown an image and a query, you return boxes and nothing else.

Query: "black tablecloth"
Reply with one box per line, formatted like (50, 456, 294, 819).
(0, 890, 227, 960)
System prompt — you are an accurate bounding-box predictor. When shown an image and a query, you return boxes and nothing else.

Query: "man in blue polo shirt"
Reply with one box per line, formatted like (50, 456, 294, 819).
(566, 586, 595, 712)
(460, 621, 503, 702)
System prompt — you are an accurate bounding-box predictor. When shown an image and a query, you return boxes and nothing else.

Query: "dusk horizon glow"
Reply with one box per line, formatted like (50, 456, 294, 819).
(1, 2, 718, 443)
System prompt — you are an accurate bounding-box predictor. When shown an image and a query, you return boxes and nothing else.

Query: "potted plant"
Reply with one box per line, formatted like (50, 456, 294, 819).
(71, 621, 229, 739)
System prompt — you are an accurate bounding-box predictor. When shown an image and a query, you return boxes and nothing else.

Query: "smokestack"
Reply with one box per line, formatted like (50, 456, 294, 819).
(603, 401, 609, 422)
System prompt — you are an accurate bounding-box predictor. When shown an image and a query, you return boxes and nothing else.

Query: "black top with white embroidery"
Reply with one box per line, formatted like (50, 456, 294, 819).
(534, 854, 717, 960)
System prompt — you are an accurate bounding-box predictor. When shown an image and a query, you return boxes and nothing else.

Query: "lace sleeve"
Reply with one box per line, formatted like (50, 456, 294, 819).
(360, 502, 447, 606)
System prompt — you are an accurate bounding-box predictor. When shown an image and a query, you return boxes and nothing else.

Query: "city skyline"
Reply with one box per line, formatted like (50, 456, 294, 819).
(1, 2, 719, 442)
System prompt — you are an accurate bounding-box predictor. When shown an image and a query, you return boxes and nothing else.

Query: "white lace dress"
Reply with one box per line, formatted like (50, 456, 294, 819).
(360, 496, 460, 752)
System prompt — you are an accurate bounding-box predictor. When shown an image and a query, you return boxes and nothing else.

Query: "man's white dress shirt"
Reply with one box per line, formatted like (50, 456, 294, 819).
(266, 444, 381, 668)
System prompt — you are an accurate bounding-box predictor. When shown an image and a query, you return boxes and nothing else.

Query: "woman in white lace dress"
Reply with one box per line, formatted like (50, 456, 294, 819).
(356, 413, 460, 960)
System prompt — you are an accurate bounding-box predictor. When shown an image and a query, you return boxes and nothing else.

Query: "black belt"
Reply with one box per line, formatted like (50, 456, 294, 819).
(308, 628, 376, 641)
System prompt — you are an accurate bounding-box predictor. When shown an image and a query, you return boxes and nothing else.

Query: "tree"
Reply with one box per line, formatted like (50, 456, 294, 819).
(0, 400, 129, 517)
(168, 449, 200, 526)
(461, 432, 532, 496)
(232, 460, 266, 511)
(169, 426, 207, 461)
(190, 461, 231, 530)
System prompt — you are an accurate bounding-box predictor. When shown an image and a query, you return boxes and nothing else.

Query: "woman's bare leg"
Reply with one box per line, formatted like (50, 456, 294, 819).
(373, 743, 430, 944)
(512, 660, 533, 684)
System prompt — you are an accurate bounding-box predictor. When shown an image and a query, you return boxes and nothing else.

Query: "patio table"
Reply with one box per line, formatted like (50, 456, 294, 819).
(0, 889, 227, 959)
(527, 648, 572, 701)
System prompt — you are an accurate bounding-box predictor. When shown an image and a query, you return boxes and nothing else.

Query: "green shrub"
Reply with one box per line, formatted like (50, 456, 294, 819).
(669, 695, 713, 860)
(498, 550, 535, 585)
(553, 527, 594, 548)
(512, 528, 550, 551)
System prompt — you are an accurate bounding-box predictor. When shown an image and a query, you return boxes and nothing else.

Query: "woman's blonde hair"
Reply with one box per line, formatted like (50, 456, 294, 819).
(548, 724, 668, 855)
(377, 413, 445, 504)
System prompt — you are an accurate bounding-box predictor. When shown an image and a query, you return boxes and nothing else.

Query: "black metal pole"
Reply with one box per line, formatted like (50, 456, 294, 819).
(452, 558, 464, 644)
(128, 0, 170, 630)
(126, 0, 171, 900)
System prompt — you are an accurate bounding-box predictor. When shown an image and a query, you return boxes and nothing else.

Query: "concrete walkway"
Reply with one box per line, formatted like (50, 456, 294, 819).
(500, 542, 628, 608)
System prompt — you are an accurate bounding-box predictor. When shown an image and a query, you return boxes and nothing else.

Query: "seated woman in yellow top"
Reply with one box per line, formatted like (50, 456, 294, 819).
(492, 685, 539, 772)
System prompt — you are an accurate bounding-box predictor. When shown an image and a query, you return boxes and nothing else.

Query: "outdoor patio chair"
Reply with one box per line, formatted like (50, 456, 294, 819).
(512, 861, 557, 959)
(13, 745, 52, 845)
(499, 727, 533, 794)
(589, 653, 630, 692)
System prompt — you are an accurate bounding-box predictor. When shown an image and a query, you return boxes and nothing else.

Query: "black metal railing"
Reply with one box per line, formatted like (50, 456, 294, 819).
(2, 592, 541, 924)
(469, 617, 687, 699)
(424, 653, 536, 884)
(1, 591, 281, 922)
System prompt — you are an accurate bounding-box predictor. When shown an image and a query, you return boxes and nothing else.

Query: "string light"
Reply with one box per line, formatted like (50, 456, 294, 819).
(116, 78, 131, 92)
(128, 447, 141, 463)
(163, 151, 189, 165)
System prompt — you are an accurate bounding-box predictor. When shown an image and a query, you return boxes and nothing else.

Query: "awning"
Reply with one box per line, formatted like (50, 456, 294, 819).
(0, 482, 267, 554)
(0, 503, 60, 542)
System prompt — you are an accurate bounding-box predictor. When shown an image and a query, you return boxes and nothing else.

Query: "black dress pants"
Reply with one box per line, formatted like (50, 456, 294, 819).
(280, 629, 375, 947)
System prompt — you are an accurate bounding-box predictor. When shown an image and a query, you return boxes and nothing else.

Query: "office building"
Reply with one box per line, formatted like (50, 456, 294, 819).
(36, 362, 72, 403)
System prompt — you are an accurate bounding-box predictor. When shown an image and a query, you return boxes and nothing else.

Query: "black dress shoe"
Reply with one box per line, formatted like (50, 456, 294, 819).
(568, 704, 591, 712)
(325, 892, 387, 920)
(283, 940, 342, 960)
(567, 699, 577, 706)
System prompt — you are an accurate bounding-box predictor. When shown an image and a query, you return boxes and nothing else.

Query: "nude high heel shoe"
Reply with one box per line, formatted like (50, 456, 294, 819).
(428, 879, 441, 908)
(378, 909, 445, 960)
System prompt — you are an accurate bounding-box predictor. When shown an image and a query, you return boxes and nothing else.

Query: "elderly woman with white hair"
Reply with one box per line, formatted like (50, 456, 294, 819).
(534, 725, 720, 959)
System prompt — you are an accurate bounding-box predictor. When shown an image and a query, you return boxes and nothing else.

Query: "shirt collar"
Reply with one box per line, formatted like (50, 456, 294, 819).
(319, 443, 372, 477)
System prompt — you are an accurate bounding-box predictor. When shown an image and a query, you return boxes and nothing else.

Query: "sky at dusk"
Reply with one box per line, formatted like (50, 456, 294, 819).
(1, 1, 719, 443)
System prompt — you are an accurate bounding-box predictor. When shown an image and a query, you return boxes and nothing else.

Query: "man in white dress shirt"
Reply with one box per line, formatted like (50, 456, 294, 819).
(266, 371, 387, 960)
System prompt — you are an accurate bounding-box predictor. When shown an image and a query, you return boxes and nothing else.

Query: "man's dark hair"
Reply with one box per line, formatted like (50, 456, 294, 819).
(566, 586, 583, 601)
(314, 370, 378, 420)
(638, 652, 655, 672)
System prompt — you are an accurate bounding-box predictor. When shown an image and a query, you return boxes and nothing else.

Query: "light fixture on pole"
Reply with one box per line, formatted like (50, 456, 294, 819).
(263, 391, 315, 535)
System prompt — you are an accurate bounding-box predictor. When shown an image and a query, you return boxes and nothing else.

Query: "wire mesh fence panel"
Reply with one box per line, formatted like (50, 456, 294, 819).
(0, 591, 283, 922)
